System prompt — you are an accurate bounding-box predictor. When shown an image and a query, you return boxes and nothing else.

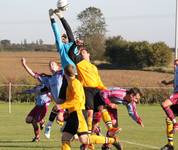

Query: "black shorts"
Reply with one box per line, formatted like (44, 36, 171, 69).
(84, 87, 105, 111)
(58, 76, 68, 100)
(171, 104, 178, 116)
(63, 110, 88, 136)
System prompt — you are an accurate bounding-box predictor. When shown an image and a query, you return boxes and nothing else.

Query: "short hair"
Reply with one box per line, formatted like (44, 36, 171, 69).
(78, 46, 88, 53)
(64, 65, 75, 77)
(174, 59, 178, 64)
(127, 88, 142, 96)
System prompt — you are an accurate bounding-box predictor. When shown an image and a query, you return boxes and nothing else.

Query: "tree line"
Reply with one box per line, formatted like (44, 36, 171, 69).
(0, 39, 55, 51)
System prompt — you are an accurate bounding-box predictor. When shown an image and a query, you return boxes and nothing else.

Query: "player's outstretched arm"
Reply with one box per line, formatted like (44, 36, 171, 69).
(49, 9, 63, 51)
(21, 58, 36, 78)
(127, 102, 144, 127)
(54, 9, 75, 42)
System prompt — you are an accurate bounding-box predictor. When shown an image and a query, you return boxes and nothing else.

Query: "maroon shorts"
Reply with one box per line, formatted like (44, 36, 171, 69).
(27, 104, 48, 122)
(107, 107, 118, 121)
(169, 93, 178, 105)
(93, 107, 118, 123)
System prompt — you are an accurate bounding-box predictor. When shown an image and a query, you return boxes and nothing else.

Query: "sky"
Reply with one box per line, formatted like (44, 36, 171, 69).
(0, 0, 176, 47)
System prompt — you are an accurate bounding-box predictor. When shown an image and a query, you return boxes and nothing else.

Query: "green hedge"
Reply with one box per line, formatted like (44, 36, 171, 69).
(0, 86, 173, 104)
(0, 85, 35, 103)
(140, 88, 173, 104)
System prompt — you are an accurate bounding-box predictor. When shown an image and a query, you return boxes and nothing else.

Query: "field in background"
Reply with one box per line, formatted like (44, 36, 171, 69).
(0, 52, 173, 87)
(0, 103, 177, 150)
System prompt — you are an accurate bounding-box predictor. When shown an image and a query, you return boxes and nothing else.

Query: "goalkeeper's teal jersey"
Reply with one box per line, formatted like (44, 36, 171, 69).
(50, 18, 77, 70)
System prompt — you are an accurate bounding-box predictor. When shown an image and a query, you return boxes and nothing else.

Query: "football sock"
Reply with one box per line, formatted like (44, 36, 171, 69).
(87, 115, 93, 133)
(32, 122, 40, 138)
(166, 118, 174, 146)
(88, 134, 115, 144)
(101, 109, 113, 129)
(49, 110, 58, 122)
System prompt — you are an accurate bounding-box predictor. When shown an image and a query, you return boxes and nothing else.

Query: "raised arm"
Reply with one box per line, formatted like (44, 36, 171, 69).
(21, 58, 36, 78)
(54, 10, 75, 42)
(49, 9, 63, 51)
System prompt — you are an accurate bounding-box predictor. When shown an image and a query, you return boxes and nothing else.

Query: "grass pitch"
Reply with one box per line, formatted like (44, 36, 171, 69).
(0, 103, 177, 150)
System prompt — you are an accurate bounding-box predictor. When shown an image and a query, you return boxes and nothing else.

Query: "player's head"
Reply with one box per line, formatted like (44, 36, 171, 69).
(62, 33, 68, 43)
(64, 64, 75, 78)
(127, 88, 142, 103)
(174, 59, 178, 66)
(78, 46, 90, 61)
(49, 61, 61, 73)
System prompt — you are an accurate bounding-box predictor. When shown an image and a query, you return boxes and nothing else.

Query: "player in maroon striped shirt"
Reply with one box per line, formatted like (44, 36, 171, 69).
(160, 59, 178, 150)
(92, 87, 144, 149)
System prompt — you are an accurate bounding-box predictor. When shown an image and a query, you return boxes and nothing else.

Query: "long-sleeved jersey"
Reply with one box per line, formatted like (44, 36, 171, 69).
(68, 43, 106, 90)
(48, 70, 63, 102)
(22, 84, 51, 106)
(50, 18, 77, 69)
(60, 78, 85, 113)
(100, 87, 142, 125)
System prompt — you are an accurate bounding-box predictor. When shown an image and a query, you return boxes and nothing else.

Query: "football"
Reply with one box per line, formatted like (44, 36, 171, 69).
(57, 0, 69, 11)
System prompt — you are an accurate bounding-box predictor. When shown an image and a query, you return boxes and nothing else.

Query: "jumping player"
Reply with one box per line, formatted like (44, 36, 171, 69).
(68, 45, 119, 134)
(45, 9, 76, 138)
(21, 58, 51, 142)
(57, 64, 122, 150)
(45, 9, 84, 138)
(161, 59, 178, 150)
(93, 87, 143, 149)
(44, 61, 64, 139)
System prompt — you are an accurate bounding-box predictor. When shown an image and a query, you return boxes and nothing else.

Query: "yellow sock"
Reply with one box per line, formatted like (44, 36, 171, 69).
(88, 134, 115, 144)
(57, 120, 64, 127)
(62, 141, 71, 150)
(88, 116, 93, 132)
(102, 109, 112, 129)
(166, 118, 174, 146)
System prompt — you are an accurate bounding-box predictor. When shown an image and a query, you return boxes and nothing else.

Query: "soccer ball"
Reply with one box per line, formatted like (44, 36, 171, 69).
(57, 0, 69, 11)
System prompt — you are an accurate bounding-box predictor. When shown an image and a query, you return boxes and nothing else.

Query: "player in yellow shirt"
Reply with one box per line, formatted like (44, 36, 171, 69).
(68, 45, 119, 137)
(57, 64, 122, 150)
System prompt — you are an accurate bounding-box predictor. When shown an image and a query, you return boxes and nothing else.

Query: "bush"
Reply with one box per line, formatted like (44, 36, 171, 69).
(105, 36, 172, 69)
(0, 85, 35, 103)
(140, 88, 173, 104)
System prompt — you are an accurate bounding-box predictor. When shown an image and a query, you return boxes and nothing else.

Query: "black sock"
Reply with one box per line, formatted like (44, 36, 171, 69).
(49, 111, 58, 122)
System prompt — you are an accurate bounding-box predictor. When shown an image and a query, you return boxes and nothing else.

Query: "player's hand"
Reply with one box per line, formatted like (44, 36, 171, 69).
(108, 103, 117, 109)
(54, 9, 63, 18)
(140, 122, 144, 128)
(49, 9, 54, 17)
(57, 111, 64, 122)
(21, 57, 26, 65)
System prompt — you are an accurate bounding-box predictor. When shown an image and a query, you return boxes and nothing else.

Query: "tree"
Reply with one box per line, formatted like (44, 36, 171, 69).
(76, 7, 107, 60)
(106, 36, 172, 68)
(150, 42, 172, 66)
(1, 39, 11, 47)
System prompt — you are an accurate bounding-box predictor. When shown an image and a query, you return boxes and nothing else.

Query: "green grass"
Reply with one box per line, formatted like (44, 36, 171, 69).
(0, 103, 177, 150)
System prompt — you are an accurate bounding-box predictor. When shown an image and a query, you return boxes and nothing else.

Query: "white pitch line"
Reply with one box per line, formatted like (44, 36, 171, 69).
(121, 140, 160, 150)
